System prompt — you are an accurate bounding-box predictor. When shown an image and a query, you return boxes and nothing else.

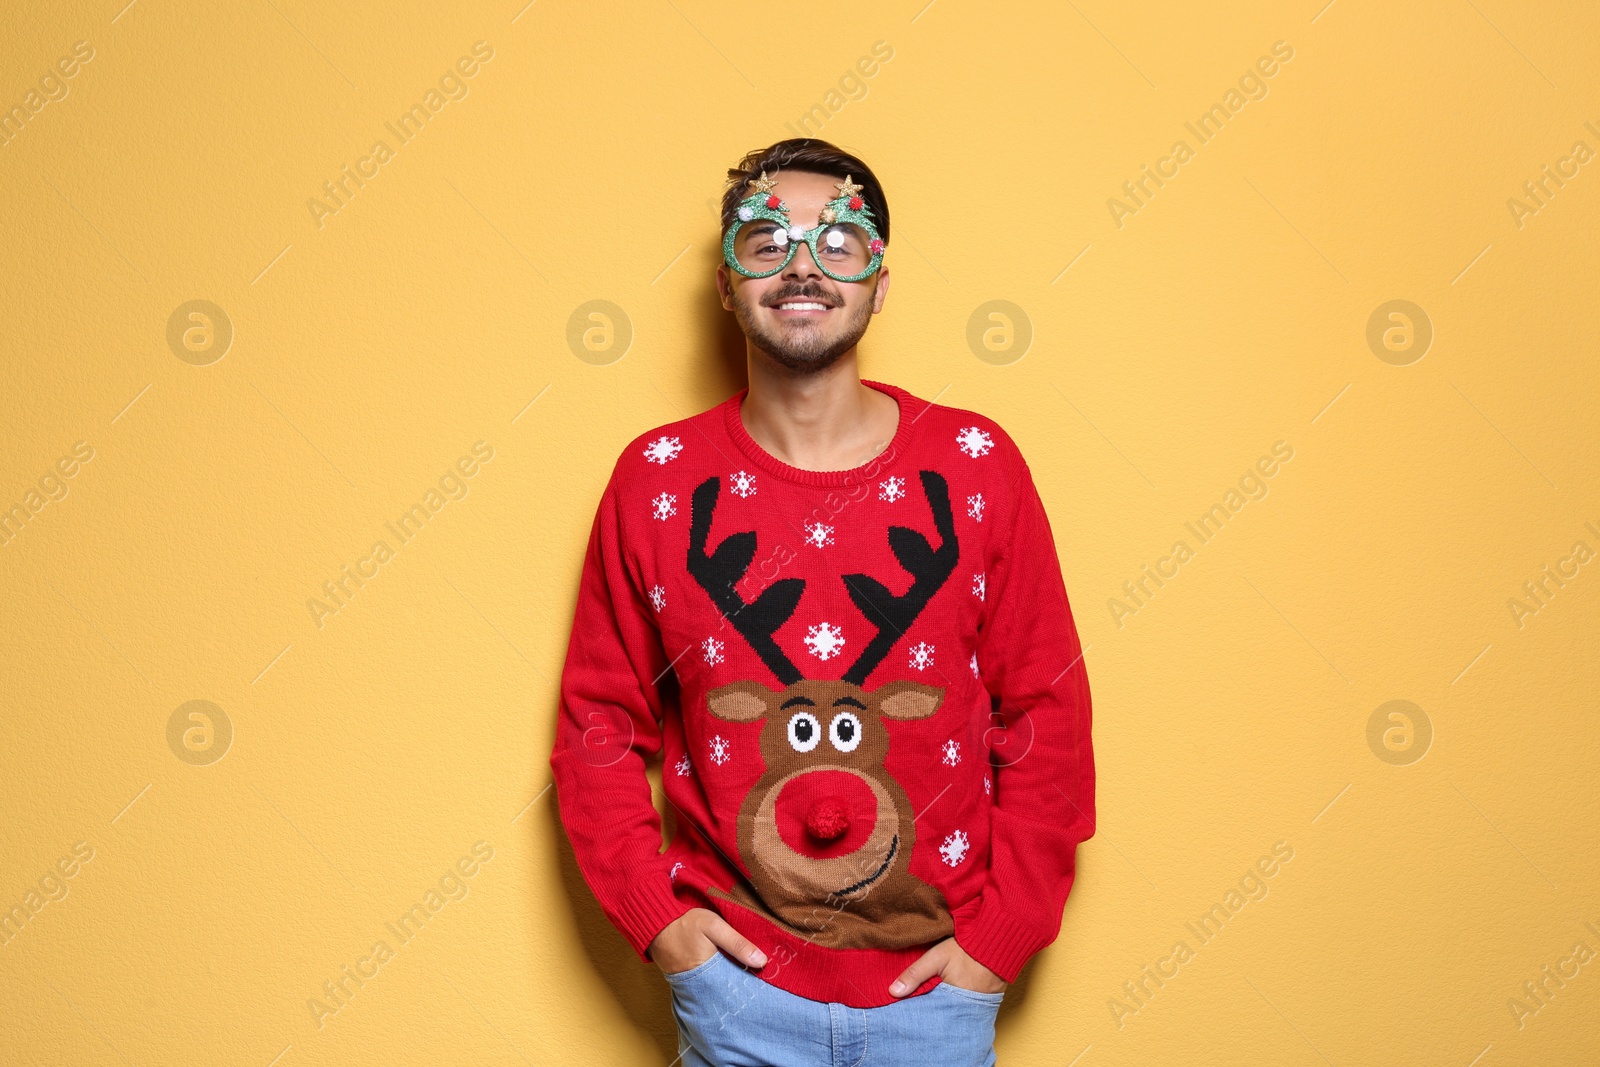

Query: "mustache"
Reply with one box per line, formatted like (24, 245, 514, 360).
(764, 288, 840, 308)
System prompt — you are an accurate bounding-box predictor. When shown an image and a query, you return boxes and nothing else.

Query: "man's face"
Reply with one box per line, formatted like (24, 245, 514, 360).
(717, 170, 890, 375)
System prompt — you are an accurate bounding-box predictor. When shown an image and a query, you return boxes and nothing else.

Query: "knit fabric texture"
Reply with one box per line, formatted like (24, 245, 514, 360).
(548, 378, 1096, 1008)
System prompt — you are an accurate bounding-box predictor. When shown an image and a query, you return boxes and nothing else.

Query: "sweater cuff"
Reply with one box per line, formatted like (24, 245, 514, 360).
(954, 892, 1054, 984)
(614, 868, 693, 964)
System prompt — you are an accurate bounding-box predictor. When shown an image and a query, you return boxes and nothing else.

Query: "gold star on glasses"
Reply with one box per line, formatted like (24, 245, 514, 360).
(833, 174, 864, 199)
(747, 169, 778, 194)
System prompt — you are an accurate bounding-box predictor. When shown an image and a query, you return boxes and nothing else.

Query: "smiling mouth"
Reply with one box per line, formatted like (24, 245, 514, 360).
(833, 833, 897, 897)
(767, 296, 838, 315)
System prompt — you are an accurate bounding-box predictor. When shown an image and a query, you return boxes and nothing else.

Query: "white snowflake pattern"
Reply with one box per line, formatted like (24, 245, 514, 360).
(879, 476, 906, 502)
(983, 775, 991, 795)
(702, 636, 724, 666)
(650, 492, 677, 521)
(674, 753, 692, 776)
(730, 470, 758, 498)
(709, 734, 731, 765)
(649, 584, 666, 612)
(970, 652, 980, 678)
(908, 642, 935, 671)
(643, 436, 683, 464)
(940, 829, 970, 866)
(956, 426, 994, 458)
(941, 739, 961, 766)
(669, 861, 684, 880)
(804, 521, 836, 548)
(972, 573, 985, 602)
(967, 493, 986, 522)
(805, 622, 847, 661)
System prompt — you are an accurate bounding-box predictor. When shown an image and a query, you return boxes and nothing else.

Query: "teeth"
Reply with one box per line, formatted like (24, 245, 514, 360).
(778, 302, 829, 311)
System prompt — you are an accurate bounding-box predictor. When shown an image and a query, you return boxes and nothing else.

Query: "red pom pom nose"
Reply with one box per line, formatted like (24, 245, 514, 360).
(805, 797, 850, 841)
(776, 770, 875, 858)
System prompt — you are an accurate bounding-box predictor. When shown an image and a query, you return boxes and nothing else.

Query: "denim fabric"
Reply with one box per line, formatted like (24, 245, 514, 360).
(665, 950, 1003, 1067)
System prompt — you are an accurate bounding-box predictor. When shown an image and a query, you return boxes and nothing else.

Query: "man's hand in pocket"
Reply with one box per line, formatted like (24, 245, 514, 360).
(648, 907, 768, 975)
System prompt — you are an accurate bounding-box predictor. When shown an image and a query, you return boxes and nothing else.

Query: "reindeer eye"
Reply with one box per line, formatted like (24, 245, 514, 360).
(787, 711, 822, 752)
(829, 711, 862, 752)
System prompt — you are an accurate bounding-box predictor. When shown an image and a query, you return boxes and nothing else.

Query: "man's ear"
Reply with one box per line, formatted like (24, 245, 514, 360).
(716, 264, 735, 311)
(871, 266, 890, 313)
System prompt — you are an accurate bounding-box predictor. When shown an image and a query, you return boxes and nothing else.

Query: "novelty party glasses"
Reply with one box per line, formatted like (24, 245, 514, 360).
(722, 171, 886, 283)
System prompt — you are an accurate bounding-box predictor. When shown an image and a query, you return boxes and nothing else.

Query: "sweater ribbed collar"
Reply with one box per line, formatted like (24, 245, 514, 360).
(720, 378, 926, 488)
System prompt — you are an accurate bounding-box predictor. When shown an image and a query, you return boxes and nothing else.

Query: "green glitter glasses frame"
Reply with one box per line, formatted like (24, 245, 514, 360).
(722, 172, 887, 284)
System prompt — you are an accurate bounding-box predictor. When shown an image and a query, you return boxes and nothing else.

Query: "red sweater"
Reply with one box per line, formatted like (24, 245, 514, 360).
(548, 378, 1095, 1008)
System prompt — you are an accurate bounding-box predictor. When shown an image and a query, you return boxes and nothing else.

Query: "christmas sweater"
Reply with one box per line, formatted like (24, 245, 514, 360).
(548, 378, 1095, 1008)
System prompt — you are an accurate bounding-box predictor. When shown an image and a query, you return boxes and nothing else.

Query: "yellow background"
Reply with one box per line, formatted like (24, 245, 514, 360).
(2, 0, 1596, 1063)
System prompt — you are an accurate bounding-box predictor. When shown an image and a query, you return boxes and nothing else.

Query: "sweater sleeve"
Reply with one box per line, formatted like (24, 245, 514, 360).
(548, 473, 693, 964)
(955, 461, 1097, 983)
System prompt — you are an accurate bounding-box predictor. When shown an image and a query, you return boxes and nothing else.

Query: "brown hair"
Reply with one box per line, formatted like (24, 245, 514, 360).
(720, 138, 890, 245)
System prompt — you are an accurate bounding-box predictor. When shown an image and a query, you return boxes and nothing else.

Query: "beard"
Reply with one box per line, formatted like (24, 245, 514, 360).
(729, 283, 875, 376)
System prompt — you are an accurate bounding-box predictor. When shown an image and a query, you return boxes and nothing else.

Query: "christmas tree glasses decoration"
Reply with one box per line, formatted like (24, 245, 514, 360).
(723, 171, 886, 283)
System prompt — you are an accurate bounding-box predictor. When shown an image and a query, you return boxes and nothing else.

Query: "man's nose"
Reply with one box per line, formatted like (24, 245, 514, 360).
(783, 237, 823, 278)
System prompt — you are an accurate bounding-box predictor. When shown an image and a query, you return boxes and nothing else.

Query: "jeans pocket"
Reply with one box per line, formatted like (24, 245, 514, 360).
(663, 950, 724, 987)
(667, 952, 769, 1066)
(934, 979, 1006, 1005)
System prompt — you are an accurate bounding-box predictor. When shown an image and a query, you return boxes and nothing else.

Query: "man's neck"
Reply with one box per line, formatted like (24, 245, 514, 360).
(739, 357, 900, 473)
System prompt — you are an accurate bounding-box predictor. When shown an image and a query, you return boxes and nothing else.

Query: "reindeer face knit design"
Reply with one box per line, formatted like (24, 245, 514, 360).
(548, 378, 1096, 1008)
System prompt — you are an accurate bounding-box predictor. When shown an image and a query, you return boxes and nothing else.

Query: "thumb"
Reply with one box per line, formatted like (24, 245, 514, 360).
(706, 915, 768, 969)
(889, 945, 943, 997)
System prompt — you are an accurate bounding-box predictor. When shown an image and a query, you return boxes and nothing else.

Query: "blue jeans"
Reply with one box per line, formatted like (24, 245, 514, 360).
(665, 950, 1004, 1066)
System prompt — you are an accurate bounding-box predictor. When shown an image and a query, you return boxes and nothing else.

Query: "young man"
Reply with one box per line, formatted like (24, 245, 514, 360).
(549, 139, 1096, 1066)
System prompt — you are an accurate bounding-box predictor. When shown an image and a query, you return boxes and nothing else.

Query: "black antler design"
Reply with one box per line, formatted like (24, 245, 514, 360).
(840, 470, 959, 686)
(687, 475, 806, 685)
